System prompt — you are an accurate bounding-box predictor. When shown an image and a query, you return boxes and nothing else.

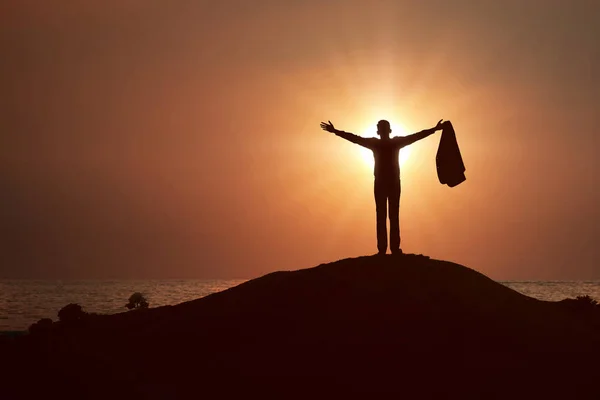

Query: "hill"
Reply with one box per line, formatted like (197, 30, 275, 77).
(2, 254, 599, 399)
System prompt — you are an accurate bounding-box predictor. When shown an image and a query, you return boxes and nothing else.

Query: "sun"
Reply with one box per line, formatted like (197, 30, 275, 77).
(358, 122, 412, 168)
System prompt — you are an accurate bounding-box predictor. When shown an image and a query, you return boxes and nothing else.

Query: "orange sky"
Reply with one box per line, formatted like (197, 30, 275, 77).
(1, 1, 598, 280)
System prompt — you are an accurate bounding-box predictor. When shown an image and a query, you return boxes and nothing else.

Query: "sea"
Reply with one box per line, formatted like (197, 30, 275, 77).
(1, 280, 600, 332)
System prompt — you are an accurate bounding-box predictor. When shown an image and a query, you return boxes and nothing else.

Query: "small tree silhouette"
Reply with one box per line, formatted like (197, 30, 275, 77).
(56, 303, 87, 330)
(58, 303, 86, 324)
(126, 292, 149, 310)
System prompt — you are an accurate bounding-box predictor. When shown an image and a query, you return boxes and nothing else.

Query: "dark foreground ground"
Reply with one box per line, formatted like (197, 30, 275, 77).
(2, 254, 600, 399)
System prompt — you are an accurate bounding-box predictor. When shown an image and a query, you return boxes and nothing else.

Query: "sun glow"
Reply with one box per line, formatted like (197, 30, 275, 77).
(358, 121, 412, 168)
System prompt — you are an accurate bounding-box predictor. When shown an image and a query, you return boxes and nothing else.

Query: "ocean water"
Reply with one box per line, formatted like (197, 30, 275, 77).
(0, 279, 246, 332)
(1, 280, 600, 331)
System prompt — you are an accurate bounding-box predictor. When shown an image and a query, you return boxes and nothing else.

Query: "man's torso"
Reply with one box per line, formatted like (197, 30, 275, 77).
(368, 138, 404, 181)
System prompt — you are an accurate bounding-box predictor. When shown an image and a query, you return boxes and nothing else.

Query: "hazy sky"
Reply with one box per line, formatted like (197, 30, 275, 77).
(1, 0, 598, 280)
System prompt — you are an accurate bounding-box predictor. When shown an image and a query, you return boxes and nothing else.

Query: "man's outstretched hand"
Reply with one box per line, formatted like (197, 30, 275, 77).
(434, 119, 446, 131)
(320, 120, 338, 134)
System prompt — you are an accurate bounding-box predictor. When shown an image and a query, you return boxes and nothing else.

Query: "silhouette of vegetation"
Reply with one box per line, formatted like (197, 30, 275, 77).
(560, 295, 600, 313)
(28, 318, 54, 336)
(58, 303, 87, 325)
(575, 295, 598, 307)
(126, 292, 149, 310)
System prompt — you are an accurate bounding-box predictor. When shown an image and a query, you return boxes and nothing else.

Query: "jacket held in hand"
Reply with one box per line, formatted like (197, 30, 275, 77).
(436, 121, 466, 187)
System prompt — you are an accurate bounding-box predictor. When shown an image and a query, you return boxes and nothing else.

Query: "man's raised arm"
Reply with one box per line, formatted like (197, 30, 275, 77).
(320, 121, 372, 148)
(399, 119, 445, 147)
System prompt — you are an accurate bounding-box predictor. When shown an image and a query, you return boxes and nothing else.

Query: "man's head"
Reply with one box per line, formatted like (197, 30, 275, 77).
(377, 120, 392, 139)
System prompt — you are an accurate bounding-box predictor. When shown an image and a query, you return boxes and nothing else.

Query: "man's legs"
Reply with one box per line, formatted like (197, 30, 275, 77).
(388, 180, 401, 254)
(374, 180, 388, 254)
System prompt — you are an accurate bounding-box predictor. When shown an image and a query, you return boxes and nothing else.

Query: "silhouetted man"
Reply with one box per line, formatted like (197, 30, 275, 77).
(320, 119, 444, 255)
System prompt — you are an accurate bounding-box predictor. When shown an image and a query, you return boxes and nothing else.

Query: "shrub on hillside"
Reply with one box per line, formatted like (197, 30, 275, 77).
(28, 318, 54, 336)
(575, 295, 598, 307)
(126, 292, 149, 310)
(58, 303, 87, 325)
(560, 295, 599, 312)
